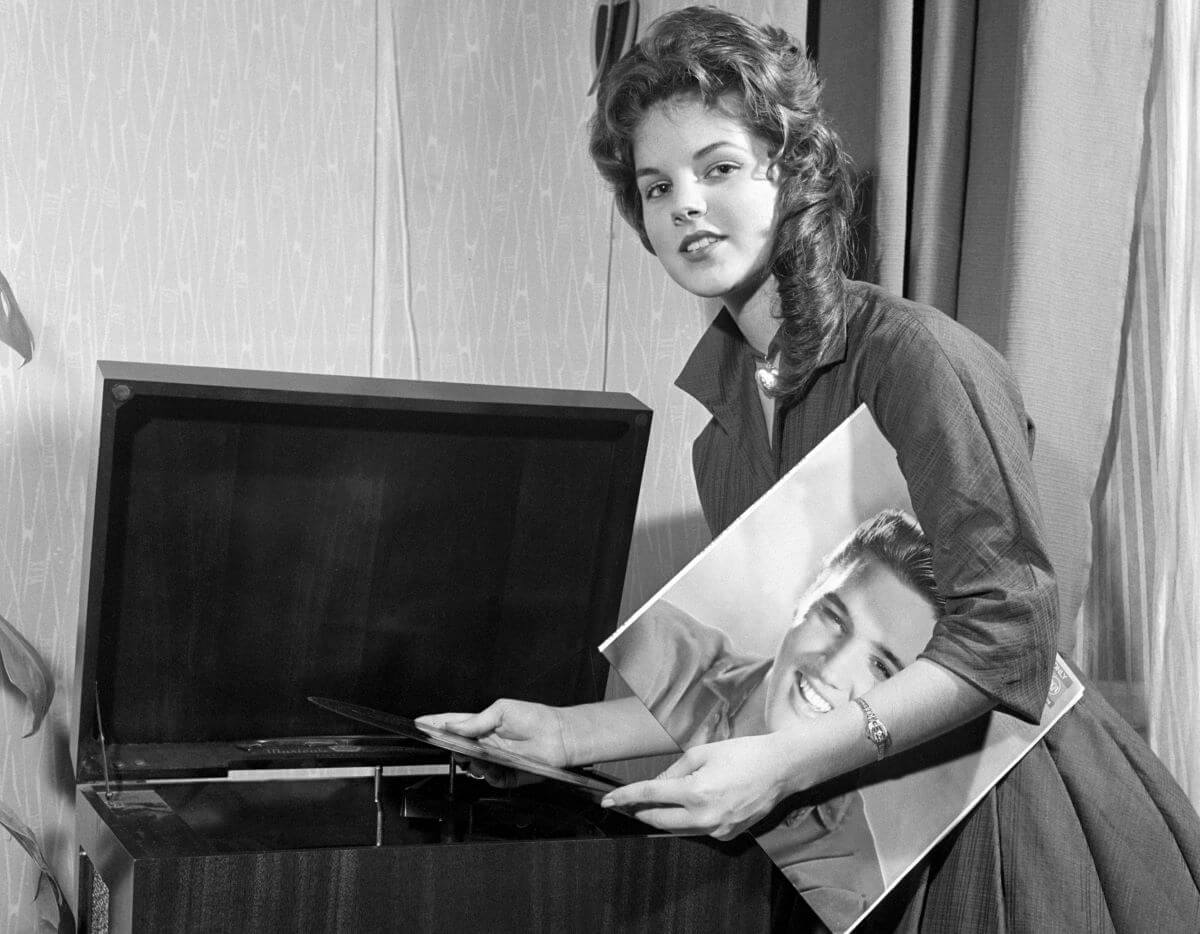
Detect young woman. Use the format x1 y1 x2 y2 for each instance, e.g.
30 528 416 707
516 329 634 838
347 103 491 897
422 8 1200 930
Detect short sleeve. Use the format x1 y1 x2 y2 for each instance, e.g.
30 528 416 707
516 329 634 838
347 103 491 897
862 314 1058 723
604 601 742 747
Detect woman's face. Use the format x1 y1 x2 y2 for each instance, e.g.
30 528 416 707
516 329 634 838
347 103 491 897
763 555 937 733
631 95 781 311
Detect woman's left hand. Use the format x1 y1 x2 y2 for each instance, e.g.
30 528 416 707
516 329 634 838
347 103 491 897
600 732 796 841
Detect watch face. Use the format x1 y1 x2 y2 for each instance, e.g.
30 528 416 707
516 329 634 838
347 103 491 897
856 698 890 755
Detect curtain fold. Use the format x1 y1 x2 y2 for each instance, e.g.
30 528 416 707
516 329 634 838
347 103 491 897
905 1 975 314
1146 0 1200 802
1080 0 1200 802
870 0 914 294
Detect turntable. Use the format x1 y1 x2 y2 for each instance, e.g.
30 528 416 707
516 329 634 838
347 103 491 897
71 362 773 933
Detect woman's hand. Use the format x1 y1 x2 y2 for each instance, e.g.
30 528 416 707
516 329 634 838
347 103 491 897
600 732 796 841
599 660 998 841
416 699 569 786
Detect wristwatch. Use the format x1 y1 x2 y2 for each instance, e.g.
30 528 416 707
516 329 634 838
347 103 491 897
854 697 892 759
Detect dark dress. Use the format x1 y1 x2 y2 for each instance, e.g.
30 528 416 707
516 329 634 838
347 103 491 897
675 280 1200 933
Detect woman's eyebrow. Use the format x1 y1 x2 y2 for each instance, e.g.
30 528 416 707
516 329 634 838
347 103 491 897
693 140 744 159
634 141 749 178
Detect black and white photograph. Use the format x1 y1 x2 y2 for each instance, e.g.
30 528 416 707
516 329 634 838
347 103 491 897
1 2 1197 932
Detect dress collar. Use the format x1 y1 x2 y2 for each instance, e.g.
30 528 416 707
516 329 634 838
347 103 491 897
674 309 750 419
675 295 849 416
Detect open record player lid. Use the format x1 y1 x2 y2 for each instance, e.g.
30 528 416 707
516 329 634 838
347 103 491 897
73 361 650 784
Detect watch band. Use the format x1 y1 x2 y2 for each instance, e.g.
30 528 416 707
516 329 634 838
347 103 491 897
854 697 892 759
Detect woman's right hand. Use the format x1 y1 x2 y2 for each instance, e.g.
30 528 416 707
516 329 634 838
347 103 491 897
416 699 570 786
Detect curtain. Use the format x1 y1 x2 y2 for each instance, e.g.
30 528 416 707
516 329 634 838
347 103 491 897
1078 0 1200 801
1145 0 1200 801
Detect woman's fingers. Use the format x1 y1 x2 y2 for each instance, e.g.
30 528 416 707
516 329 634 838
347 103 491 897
656 748 704 779
601 775 693 809
602 777 739 837
415 699 565 770
599 749 703 808
598 739 781 840
416 712 473 731
416 704 505 738
616 805 709 835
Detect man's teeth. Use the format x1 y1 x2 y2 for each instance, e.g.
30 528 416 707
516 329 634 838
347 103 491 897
798 675 833 713
686 236 719 253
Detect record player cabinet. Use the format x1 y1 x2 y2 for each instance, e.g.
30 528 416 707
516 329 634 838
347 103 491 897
72 362 774 933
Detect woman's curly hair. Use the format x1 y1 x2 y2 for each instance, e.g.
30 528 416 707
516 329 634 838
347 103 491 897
589 6 855 401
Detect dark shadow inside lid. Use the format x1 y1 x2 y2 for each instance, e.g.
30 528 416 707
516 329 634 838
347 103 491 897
92 390 642 746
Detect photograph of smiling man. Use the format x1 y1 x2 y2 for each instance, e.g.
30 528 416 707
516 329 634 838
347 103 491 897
605 509 937 930
601 407 1082 934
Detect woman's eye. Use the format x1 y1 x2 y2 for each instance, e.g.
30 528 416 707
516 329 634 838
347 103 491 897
871 657 894 680
644 181 669 200
706 162 740 178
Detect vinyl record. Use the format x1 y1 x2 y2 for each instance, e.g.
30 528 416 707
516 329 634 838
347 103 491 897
308 696 620 797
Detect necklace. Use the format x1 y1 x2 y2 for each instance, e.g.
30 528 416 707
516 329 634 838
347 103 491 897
754 354 780 393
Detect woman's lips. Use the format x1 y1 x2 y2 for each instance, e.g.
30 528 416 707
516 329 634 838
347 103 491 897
678 232 724 257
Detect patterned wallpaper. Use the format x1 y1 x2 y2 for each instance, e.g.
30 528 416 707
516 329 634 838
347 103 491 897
385 1 610 389
2 2 371 927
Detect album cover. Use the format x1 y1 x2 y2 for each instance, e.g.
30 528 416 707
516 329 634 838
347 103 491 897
601 406 1083 934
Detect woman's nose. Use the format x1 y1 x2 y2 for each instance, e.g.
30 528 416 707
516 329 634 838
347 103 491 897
671 186 706 223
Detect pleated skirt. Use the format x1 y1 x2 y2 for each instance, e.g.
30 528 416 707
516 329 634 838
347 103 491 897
773 681 1200 933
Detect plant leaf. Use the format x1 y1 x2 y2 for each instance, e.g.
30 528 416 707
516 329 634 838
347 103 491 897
0 267 34 365
0 801 76 933
46 881 77 934
0 799 44 866
0 611 55 737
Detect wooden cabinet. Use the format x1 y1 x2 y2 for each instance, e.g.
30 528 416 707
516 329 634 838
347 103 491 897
77 781 773 933
73 363 773 933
